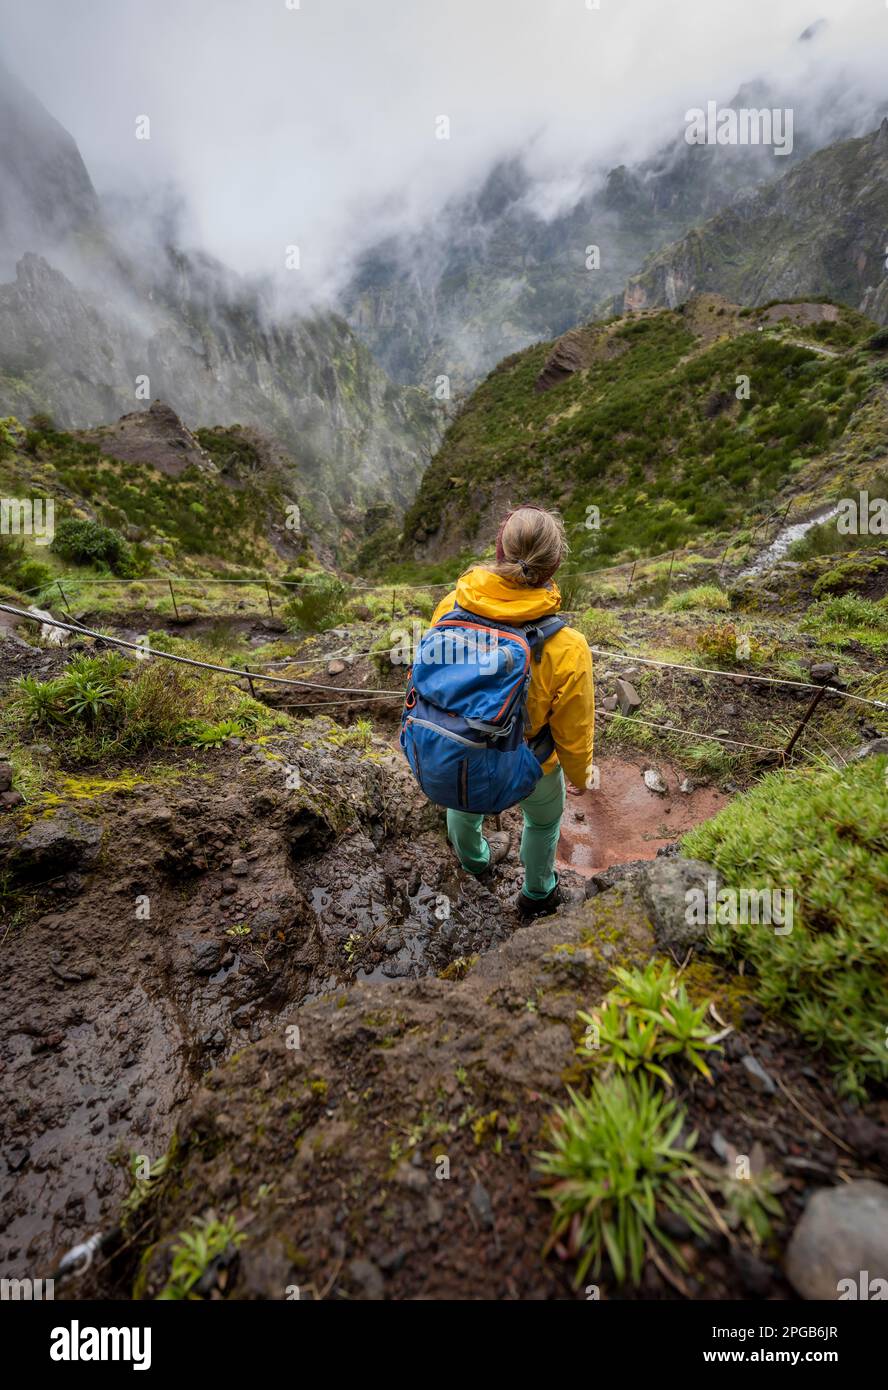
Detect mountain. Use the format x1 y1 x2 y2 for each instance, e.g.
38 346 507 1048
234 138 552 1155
0 58 100 262
399 293 883 565
612 121 888 323
0 69 443 544
343 65 887 393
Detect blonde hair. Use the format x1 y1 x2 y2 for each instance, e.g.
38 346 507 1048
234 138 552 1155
487 506 568 587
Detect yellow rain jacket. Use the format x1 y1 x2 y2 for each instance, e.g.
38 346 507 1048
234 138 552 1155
432 567 594 788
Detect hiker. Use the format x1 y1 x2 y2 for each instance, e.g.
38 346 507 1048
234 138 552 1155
401 505 594 918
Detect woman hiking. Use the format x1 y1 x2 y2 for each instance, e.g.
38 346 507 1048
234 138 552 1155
401 505 594 919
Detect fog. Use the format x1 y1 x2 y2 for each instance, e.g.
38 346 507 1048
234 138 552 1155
1 0 887 301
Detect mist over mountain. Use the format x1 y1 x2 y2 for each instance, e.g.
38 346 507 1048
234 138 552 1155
343 66 888 392
0 60 443 540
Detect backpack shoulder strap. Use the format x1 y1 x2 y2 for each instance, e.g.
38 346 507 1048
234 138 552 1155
523 614 566 662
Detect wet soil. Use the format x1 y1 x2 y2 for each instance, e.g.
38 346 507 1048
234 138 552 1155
555 757 727 877
2 624 885 1301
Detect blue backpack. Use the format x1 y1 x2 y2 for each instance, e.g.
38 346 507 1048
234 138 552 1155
400 603 565 814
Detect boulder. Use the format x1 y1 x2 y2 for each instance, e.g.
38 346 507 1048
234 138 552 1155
785 1180 888 1300
614 678 641 716
851 738 888 761
640 856 722 955
643 768 667 795
810 662 838 683
15 811 102 874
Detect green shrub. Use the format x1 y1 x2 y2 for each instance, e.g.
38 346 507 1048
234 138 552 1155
664 584 730 613
282 573 348 632
157 1216 244 1301
682 758 888 1097
577 960 721 1087
50 518 135 575
576 605 621 645
536 1074 712 1287
6 648 283 762
800 593 888 652
0 536 52 593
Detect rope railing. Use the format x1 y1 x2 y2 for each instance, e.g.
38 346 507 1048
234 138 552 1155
3 602 885 755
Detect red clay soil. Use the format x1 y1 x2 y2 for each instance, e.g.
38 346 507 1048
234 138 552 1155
557 756 727 878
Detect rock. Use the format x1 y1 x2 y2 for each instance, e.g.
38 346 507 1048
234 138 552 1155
741 1054 777 1095
843 1116 888 1169
600 694 618 713
190 939 223 976
810 662 838 683
643 768 668 795
327 660 347 676
678 778 694 794
469 1180 494 1229
347 1258 385 1300
0 762 12 792
7 1147 30 1172
231 858 249 876
732 1249 775 1297
16 811 102 874
712 728 731 738
0 791 24 811
614 678 641 716
28 606 66 646
720 704 738 718
639 856 722 955
785 1180 888 1300
851 738 888 761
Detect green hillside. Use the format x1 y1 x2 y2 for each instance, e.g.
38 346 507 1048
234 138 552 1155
401 295 883 568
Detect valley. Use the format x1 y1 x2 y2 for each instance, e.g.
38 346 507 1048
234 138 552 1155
1 20 887 1313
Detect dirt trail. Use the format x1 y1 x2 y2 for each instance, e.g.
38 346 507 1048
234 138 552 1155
557 757 727 877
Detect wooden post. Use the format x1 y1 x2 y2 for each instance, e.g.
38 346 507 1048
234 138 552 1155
717 538 731 576
243 664 257 699
783 685 827 760
626 561 637 593
56 579 72 615
391 588 397 621
265 579 275 618
168 579 180 621
666 549 676 591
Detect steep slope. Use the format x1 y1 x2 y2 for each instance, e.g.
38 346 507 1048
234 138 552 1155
0 253 440 537
612 121 888 322
0 57 99 264
0 74 443 539
400 295 882 565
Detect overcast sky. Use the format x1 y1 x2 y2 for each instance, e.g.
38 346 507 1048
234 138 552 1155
1 0 886 296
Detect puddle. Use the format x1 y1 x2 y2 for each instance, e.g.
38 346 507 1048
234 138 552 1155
556 756 727 876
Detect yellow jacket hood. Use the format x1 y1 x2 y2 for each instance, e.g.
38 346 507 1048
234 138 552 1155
448 567 562 623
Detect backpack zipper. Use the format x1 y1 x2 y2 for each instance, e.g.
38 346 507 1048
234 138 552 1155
407 717 487 749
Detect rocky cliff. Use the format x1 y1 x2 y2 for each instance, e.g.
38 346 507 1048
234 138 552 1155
0 74 443 542
611 121 888 323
